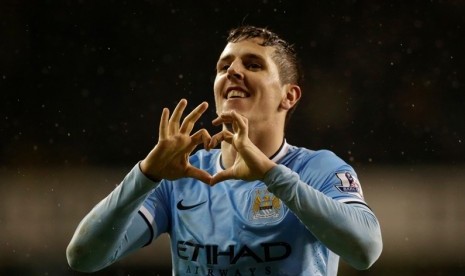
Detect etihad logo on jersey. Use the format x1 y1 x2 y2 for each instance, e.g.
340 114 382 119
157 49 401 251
178 241 291 275
177 241 291 265
248 188 283 223
183 264 273 275
335 172 364 199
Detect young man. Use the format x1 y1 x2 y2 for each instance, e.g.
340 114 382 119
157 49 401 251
67 26 382 275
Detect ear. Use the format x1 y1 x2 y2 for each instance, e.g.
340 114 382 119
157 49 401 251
280 84 301 110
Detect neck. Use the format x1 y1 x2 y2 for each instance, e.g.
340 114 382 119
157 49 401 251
220 121 285 169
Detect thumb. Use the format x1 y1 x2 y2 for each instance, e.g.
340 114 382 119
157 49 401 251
210 169 235 186
186 166 213 185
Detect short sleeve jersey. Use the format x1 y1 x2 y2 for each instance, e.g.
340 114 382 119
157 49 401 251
139 142 366 276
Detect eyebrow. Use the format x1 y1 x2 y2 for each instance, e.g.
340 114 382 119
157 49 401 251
217 53 267 65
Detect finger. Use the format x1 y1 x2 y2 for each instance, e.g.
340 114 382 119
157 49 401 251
230 111 247 129
186 166 213 185
208 130 233 149
212 116 225 126
190 129 211 152
201 129 212 150
210 169 235 185
230 110 248 136
179 102 208 134
159 108 169 139
212 111 237 126
212 113 234 126
212 111 246 126
169 99 187 135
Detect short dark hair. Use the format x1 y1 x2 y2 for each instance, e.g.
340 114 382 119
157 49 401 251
226 25 303 127
227 25 303 86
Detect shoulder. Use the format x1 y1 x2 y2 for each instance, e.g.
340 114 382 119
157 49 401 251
287 146 348 169
285 146 356 185
312 149 348 167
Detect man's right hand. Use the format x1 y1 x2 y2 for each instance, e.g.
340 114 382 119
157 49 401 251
140 99 213 184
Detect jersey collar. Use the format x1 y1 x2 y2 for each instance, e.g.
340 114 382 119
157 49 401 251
216 140 290 172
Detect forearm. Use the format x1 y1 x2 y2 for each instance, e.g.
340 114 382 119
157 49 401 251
66 163 158 272
264 165 383 270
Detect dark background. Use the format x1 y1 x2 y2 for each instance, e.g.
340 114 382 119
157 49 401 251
1 0 465 275
2 0 464 167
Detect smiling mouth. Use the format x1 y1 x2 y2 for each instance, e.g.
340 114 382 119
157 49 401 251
226 90 250 99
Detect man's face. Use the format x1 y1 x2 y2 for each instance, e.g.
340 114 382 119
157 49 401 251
213 38 288 127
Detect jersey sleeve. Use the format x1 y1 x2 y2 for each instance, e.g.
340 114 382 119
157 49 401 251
67 162 163 272
138 180 172 245
263 152 383 270
302 150 366 205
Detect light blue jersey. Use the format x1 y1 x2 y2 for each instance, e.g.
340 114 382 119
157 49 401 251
139 142 367 275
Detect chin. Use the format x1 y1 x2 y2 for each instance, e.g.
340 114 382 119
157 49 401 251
222 101 248 113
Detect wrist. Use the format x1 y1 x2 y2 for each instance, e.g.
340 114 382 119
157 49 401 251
138 160 162 182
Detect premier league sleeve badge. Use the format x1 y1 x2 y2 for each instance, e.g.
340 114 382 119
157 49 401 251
334 172 364 199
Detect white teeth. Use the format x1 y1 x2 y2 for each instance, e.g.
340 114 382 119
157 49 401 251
227 90 247 99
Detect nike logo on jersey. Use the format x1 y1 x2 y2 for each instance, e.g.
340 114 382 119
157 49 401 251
176 199 207 210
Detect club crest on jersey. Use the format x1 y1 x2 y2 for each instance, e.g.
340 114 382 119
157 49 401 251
248 188 284 223
335 172 364 199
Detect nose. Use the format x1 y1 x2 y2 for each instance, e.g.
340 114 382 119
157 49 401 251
227 61 244 80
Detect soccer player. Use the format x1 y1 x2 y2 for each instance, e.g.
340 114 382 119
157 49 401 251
66 26 382 275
